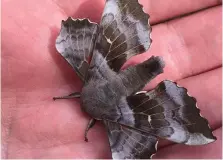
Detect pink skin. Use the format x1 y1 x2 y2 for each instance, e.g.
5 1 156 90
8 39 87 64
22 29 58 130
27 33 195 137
2 0 222 158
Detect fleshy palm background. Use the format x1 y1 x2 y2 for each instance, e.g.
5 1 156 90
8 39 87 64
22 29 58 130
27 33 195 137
2 0 222 158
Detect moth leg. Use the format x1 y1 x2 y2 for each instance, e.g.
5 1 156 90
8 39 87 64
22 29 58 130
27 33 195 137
53 92 81 100
84 118 97 142
119 56 165 95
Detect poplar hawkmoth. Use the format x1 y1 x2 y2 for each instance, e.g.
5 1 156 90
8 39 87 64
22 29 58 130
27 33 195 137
54 0 216 158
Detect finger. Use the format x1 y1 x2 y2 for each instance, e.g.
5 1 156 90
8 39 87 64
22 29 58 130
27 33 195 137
154 127 222 159
158 67 222 148
53 0 221 24
125 6 222 88
142 0 221 24
53 0 105 23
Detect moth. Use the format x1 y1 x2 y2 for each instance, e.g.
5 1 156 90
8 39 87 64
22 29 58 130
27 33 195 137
54 0 216 159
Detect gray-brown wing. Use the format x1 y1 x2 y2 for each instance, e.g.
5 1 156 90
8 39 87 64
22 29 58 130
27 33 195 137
104 121 157 159
56 17 99 81
117 80 216 145
92 0 151 72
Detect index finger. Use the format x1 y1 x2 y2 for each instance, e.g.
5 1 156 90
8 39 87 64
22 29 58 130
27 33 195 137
53 0 221 24
140 0 221 24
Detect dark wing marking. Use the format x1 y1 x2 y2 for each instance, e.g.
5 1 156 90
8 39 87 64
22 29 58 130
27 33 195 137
93 0 151 72
56 17 99 81
117 80 216 145
104 121 157 159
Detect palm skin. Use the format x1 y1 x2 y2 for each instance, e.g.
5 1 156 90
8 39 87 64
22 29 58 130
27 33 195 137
2 0 222 159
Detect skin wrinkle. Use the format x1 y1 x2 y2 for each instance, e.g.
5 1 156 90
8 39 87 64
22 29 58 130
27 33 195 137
182 64 222 81
149 0 222 25
3 0 221 158
7 94 66 123
8 137 82 158
4 94 80 158
13 136 79 150
51 0 67 17
10 17 38 45
10 120 83 153
165 21 187 77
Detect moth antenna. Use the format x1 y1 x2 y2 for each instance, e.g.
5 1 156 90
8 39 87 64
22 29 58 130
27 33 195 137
53 92 81 100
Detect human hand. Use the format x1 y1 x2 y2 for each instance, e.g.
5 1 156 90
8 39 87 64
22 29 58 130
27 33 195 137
2 0 222 158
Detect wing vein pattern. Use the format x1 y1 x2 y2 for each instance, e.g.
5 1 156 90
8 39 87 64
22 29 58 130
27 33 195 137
104 120 158 159
56 17 99 81
91 0 151 72
117 80 216 145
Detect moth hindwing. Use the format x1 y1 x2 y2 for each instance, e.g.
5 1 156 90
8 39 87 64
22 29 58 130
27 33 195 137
54 0 216 159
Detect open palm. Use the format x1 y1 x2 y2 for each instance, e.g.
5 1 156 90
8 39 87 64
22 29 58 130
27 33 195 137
2 0 222 158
